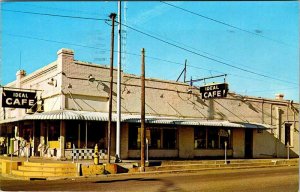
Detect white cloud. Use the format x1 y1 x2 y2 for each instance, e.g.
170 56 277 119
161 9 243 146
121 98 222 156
131 2 183 26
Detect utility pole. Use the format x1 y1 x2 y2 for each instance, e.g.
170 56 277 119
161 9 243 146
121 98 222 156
184 59 187 83
176 59 187 82
140 48 146 172
108 12 116 164
116 0 122 163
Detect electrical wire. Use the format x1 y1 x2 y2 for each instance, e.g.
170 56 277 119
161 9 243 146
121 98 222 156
239 87 298 94
2 8 298 85
4 32 298 87
119 21 297 85
125 22 298 82
161 1 293 47
2 9 109 21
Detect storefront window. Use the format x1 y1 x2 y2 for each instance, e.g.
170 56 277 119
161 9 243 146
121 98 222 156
207 128 218 149
128 125 139 149
149 128 161 149
194 128 206 148
66 121 106 149
48 121 60 141
194 127 232 149
163 129 177 149
128 125 178 149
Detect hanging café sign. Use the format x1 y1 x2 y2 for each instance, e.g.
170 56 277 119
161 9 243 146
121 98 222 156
200 83 229 99
2 89 37 109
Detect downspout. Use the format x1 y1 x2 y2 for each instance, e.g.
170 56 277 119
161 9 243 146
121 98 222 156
275 107 281 158
261 99 264 124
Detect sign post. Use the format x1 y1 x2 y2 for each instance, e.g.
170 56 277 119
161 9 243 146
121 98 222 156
224 141 227 164
146 138 149 164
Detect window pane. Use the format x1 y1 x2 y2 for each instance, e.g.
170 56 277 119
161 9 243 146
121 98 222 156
128 126 139 149
207 128 218 149
163 129 177 149
285 124 291 146
149 128 161 149
194 127 206 149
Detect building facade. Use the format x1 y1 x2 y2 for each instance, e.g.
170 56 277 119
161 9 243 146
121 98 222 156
0 48 298 160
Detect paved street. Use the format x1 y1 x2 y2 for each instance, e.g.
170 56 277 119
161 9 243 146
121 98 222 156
0 166 298 192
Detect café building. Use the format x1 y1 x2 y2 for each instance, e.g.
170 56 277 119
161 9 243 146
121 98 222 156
0 48 298 160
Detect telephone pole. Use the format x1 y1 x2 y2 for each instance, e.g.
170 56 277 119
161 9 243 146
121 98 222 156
108 12 116 164
140 48 146 172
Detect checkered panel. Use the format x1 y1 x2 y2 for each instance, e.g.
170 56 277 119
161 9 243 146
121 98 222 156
72 149 94 160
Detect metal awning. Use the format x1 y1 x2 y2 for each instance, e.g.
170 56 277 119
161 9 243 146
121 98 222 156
0 117 23 124
19 110 274 129
23 110 116 121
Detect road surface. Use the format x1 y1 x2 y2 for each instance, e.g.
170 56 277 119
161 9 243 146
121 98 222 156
0 166 298 191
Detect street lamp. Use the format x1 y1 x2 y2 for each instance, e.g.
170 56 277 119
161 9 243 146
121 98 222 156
115 0 122 163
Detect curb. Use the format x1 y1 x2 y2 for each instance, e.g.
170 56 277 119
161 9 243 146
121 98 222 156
43 163 298 181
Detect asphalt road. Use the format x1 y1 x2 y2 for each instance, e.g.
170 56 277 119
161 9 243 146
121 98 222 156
0 166 298 192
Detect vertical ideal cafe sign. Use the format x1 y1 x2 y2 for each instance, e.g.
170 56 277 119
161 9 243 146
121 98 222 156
199 83 229 99
2 89 37 108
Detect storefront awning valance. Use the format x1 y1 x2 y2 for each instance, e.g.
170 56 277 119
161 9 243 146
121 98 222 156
20 110 274 129
23 110 115 121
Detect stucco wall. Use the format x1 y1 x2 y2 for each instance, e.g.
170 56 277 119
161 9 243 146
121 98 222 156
120 123 129 159
232 129 245 158
178 127 194 159
253 129 276 158
128 149 178 159
194 149 233 157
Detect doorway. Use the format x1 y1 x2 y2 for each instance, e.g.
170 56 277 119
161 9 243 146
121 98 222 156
245 129 253 158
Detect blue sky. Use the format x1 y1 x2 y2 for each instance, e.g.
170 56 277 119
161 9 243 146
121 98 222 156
1 1 299 101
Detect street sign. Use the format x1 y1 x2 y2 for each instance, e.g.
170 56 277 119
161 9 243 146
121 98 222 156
200 83 229 99
2 89 37 109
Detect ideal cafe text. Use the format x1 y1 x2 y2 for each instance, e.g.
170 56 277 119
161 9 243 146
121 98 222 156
2 89 37 109
200 83 229 99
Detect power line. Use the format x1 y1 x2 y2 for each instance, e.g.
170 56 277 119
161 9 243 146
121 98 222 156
161 1 293 47
2 9 109 21
239 87 298 94
126 22 297 82
14 3 103 16
3 8 297 85
118 22 297 85
5 32 297 87
5 33 105 50
5 6 292 78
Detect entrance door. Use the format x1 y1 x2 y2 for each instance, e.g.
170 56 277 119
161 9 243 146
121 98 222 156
245 129 253 158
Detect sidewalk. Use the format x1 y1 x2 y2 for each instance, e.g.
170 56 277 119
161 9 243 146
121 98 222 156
0 155 298 180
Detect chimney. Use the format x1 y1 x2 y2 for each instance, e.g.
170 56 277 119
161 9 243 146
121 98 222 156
57 48 74 69
275 93 284 100
16 70 26 88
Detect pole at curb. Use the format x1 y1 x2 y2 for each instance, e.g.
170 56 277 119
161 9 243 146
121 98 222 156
116 0 122 163
108 12 117 164
140 48 146 172
146 138 149 164
287 142 290 160
224 141 227 164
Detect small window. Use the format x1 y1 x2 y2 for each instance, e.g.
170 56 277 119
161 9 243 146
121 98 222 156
285 124 291 146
